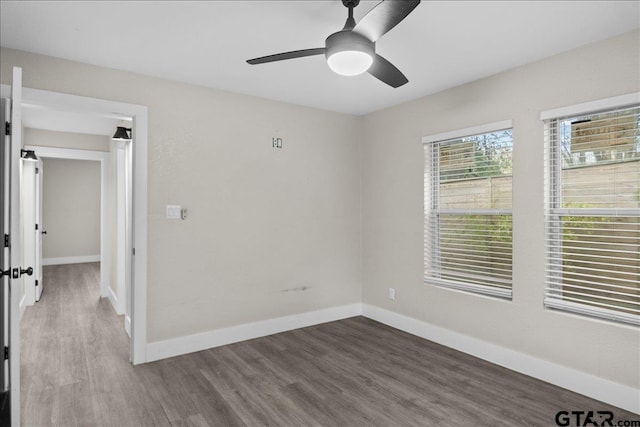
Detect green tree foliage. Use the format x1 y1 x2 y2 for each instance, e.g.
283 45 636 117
439 130 513 182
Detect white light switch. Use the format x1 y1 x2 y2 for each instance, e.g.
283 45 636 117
166 205 182 220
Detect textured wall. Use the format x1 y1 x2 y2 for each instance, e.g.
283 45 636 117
1 47 363 342
2 30 638 392
40 158 100 259
361 31 640 388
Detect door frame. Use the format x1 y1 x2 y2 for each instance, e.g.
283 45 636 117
23 146 110 300
1 84 149 365
19 159 38 309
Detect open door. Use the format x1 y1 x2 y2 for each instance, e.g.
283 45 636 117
1 66 31 427
0 96 11 427
8 67 23 427
21 158 36 306
21 154 41 305
35 159 43 302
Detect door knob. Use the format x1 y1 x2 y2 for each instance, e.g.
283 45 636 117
10 267 33 279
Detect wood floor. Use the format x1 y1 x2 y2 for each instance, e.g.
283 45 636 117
21 263 635 426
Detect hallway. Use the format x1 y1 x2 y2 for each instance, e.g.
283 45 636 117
19 263 163 426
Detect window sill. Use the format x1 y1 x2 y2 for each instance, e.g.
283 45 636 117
544 298 640 327
426 277 512 300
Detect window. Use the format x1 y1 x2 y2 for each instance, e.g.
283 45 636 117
423 121 513 298
544 101 639 325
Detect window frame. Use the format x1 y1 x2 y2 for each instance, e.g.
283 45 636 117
541 93 640 326
423 120 514 299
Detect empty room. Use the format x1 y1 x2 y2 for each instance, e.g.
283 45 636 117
0 1 638 426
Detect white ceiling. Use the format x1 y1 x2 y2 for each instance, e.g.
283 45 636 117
1 1 638 115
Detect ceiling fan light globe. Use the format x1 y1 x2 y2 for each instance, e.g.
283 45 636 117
325 30 375 77
327 50 373 76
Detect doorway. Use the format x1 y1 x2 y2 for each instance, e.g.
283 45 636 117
22 146 111 307
0 83 149 365
1 76 148 426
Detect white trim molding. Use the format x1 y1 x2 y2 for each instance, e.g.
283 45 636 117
146 303 363 363
422 119 513 144
2 84 150 365
362 304 640 415
124 315 131 338
144 301 639 414
43 255 100 266
23 145 108 161
540 92 640 121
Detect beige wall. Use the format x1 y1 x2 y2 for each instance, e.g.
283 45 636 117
24 127 110 151
361 30 640 388
40 158 100 259
2 29 638 390
0 46 363 342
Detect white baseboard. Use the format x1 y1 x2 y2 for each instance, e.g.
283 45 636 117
43 255 100 266
146 303 362 363
107 286 123 315
143 300 638 414
362 304 640 415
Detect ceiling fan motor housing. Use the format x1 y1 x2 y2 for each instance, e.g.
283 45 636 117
325 30 375 60
342 0 360 9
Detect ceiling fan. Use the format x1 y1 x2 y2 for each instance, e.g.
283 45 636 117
247 0 421 88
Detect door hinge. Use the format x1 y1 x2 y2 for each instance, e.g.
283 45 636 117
35 167 39 174
35 279 38 287
3 347 8 361
133 248 135 256
35 224 38 231
3 234 8 248
4 122 10 136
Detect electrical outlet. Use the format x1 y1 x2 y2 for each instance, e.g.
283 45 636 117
388 288 395 300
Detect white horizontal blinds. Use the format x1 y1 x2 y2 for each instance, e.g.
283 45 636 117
425 128 513 298
544 105 640 325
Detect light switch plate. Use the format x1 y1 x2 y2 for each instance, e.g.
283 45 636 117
166 205 182 220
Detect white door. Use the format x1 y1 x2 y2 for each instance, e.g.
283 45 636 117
0 97 11 426
21 159 36 306
8 66 25 427
34 159 43 302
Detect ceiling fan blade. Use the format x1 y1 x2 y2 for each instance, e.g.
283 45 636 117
247 48 326 65
368 54 408 88
353 0 420 42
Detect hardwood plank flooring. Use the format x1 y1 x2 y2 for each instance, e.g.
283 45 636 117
21 263 637 426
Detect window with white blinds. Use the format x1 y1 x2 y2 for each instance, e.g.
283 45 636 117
424 123 513 298
544 104 640 325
